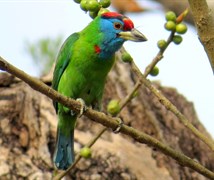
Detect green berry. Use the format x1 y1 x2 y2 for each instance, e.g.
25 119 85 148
80 0 88 11
121 52 133 63
80 147 92 159
86 0 100 12
173 35 183 45
164 21 176 31
149 66 159 76
176 23 187 34
165 11 177 22
98 8 109 16
107 99 120 116
89 11 98 19
74 0 81 4
99 0 111 8
157 40 167 50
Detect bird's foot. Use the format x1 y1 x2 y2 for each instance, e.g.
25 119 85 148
113 117 124 134
76 98 87 118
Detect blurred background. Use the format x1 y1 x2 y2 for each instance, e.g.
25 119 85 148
0 0 213 137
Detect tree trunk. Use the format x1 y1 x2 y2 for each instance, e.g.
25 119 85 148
0 60 213 179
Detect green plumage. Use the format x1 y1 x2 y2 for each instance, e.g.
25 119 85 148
52 12 147 170
52 17 115 170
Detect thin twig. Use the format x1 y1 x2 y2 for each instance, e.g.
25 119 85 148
118 30 175 110
119 79 141 110
131 61 214 152
144 30 175 76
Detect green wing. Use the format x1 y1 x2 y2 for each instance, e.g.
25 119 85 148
52 33 79 111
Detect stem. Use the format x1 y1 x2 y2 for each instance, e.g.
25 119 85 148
144 31 175 76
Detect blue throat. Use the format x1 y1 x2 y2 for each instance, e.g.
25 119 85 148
99 40 124 59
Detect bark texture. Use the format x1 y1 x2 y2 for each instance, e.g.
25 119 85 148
0 60 213 179
188 0 214 73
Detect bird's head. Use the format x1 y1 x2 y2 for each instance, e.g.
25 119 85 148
95 12 147 58
100 12 147 42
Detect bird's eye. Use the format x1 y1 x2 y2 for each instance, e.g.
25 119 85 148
114 22 122 30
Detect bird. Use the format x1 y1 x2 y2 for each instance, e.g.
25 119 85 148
52 11 147 170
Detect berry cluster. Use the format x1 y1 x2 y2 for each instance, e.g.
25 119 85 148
158 10 188 50
74 0 111 18
153 10 188 77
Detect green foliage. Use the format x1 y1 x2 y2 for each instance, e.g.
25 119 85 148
25 36 63 75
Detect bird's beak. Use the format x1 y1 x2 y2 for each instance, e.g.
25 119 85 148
118 28 147 42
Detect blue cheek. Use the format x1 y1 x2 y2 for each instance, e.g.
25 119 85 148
99 19 125 59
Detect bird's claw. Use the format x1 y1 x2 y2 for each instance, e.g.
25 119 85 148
113 117 124 134
76 98 87 117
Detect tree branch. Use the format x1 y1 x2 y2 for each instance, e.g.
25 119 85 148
0 56 214 179
131 61 214 152
188 0 214 73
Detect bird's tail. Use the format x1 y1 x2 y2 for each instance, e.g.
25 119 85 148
53 127 74 170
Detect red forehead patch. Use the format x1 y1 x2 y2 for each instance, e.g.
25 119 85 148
101 12 123 18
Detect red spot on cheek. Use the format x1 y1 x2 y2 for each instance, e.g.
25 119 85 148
94 45 101 54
